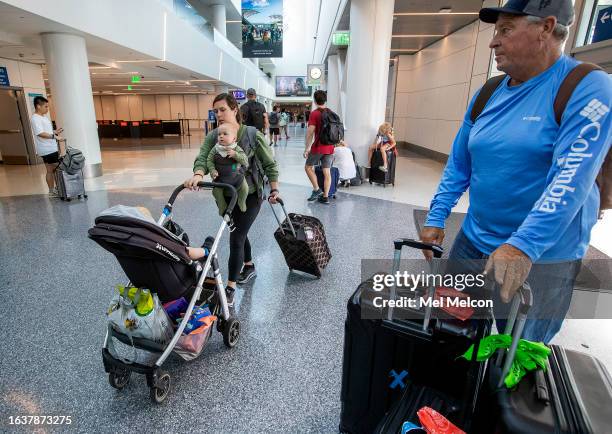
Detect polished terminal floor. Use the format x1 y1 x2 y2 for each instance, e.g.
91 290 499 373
1 127 611 431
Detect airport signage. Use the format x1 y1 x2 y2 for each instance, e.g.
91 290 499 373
0 67 9 86
592 6 612 44
332 31 350 46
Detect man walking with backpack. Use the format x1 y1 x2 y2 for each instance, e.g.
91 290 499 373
240 88 269 134
304 90 344 204
268 106 281 146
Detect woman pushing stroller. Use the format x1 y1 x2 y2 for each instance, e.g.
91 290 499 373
185 93 281 306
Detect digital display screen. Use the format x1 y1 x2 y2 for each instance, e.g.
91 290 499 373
275 76 312 97
232 90 246 100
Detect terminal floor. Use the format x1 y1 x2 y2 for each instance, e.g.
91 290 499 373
0 129 611 432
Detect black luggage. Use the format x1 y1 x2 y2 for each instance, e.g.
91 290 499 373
270 199 331 278
339 239 490 434
54 167 87 201
315 165 340 198
369 148 396 187
348 151 363 187
476 284 612 434
375 383 461 434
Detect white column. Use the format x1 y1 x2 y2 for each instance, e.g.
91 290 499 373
326 54 340 118
41 33 102 178
211 4 227 37
344 0 395 165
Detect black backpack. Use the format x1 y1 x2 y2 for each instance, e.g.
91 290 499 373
319 108 344 145
471 62 611 215
269 111 279 124
241 101 265 131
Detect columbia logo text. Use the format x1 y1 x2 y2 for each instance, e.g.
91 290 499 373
538 99 609 213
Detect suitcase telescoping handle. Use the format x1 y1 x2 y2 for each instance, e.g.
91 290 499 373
268 197 297 237
388 238 443 332
496 282 534 388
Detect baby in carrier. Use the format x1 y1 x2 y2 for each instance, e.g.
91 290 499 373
206 124 249 215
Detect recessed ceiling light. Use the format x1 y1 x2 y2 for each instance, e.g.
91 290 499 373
439 7 452 13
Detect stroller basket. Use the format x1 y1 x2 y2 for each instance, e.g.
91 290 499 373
89 215 197 302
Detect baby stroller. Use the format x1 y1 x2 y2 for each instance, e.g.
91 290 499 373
88 182 239 403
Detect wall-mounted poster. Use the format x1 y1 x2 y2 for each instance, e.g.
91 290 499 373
242 0 283 58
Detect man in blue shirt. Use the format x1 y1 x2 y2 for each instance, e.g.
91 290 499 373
420 0 611 343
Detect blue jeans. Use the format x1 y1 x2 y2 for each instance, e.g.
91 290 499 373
448 230 581 344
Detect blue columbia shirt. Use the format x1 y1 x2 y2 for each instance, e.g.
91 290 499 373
426 56 611 262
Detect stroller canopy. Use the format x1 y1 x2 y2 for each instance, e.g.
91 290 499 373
89 207 196 302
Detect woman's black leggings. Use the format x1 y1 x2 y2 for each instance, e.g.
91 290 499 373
228 192 262 282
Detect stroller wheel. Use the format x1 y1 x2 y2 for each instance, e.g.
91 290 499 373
149 371 171 404
223 318 240 348
109 370 131 390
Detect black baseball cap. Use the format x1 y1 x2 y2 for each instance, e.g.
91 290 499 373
246 88 256 96
479 0 575 26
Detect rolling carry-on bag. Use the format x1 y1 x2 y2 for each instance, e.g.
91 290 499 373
270 199 331 278
54 167 87 201
369 148 396 187
339 239 490 434
315 165 340 198
475 284 612 434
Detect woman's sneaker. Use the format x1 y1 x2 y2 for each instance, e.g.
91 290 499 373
237 264 257 284
308 189 323 201
318 195 330 205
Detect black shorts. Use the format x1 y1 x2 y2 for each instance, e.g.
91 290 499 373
42 152 59 164
270 127 280 135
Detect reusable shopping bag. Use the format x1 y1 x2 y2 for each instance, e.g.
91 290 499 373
107 285 174 344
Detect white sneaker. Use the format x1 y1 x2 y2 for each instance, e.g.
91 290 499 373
48 188 59 198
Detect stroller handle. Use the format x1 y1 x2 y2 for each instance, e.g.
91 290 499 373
165 182 238 215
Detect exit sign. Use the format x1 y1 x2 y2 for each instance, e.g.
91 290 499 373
127 85 133 90
131 75 141 83
332 31 350 46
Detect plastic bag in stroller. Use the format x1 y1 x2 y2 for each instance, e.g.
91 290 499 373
88 182 241 403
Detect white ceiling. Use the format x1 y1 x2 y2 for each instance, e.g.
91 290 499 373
391 0 484 55
0 2 228 95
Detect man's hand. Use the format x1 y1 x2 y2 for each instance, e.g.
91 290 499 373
54 128 64 135
303 149 310 159
419 226 445 260
484 244 532 303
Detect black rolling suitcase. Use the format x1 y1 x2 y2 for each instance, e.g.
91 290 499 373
315 165 340 198
270 199 331 278
475 284 612 434
369 148 396 187
339 239 490 434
